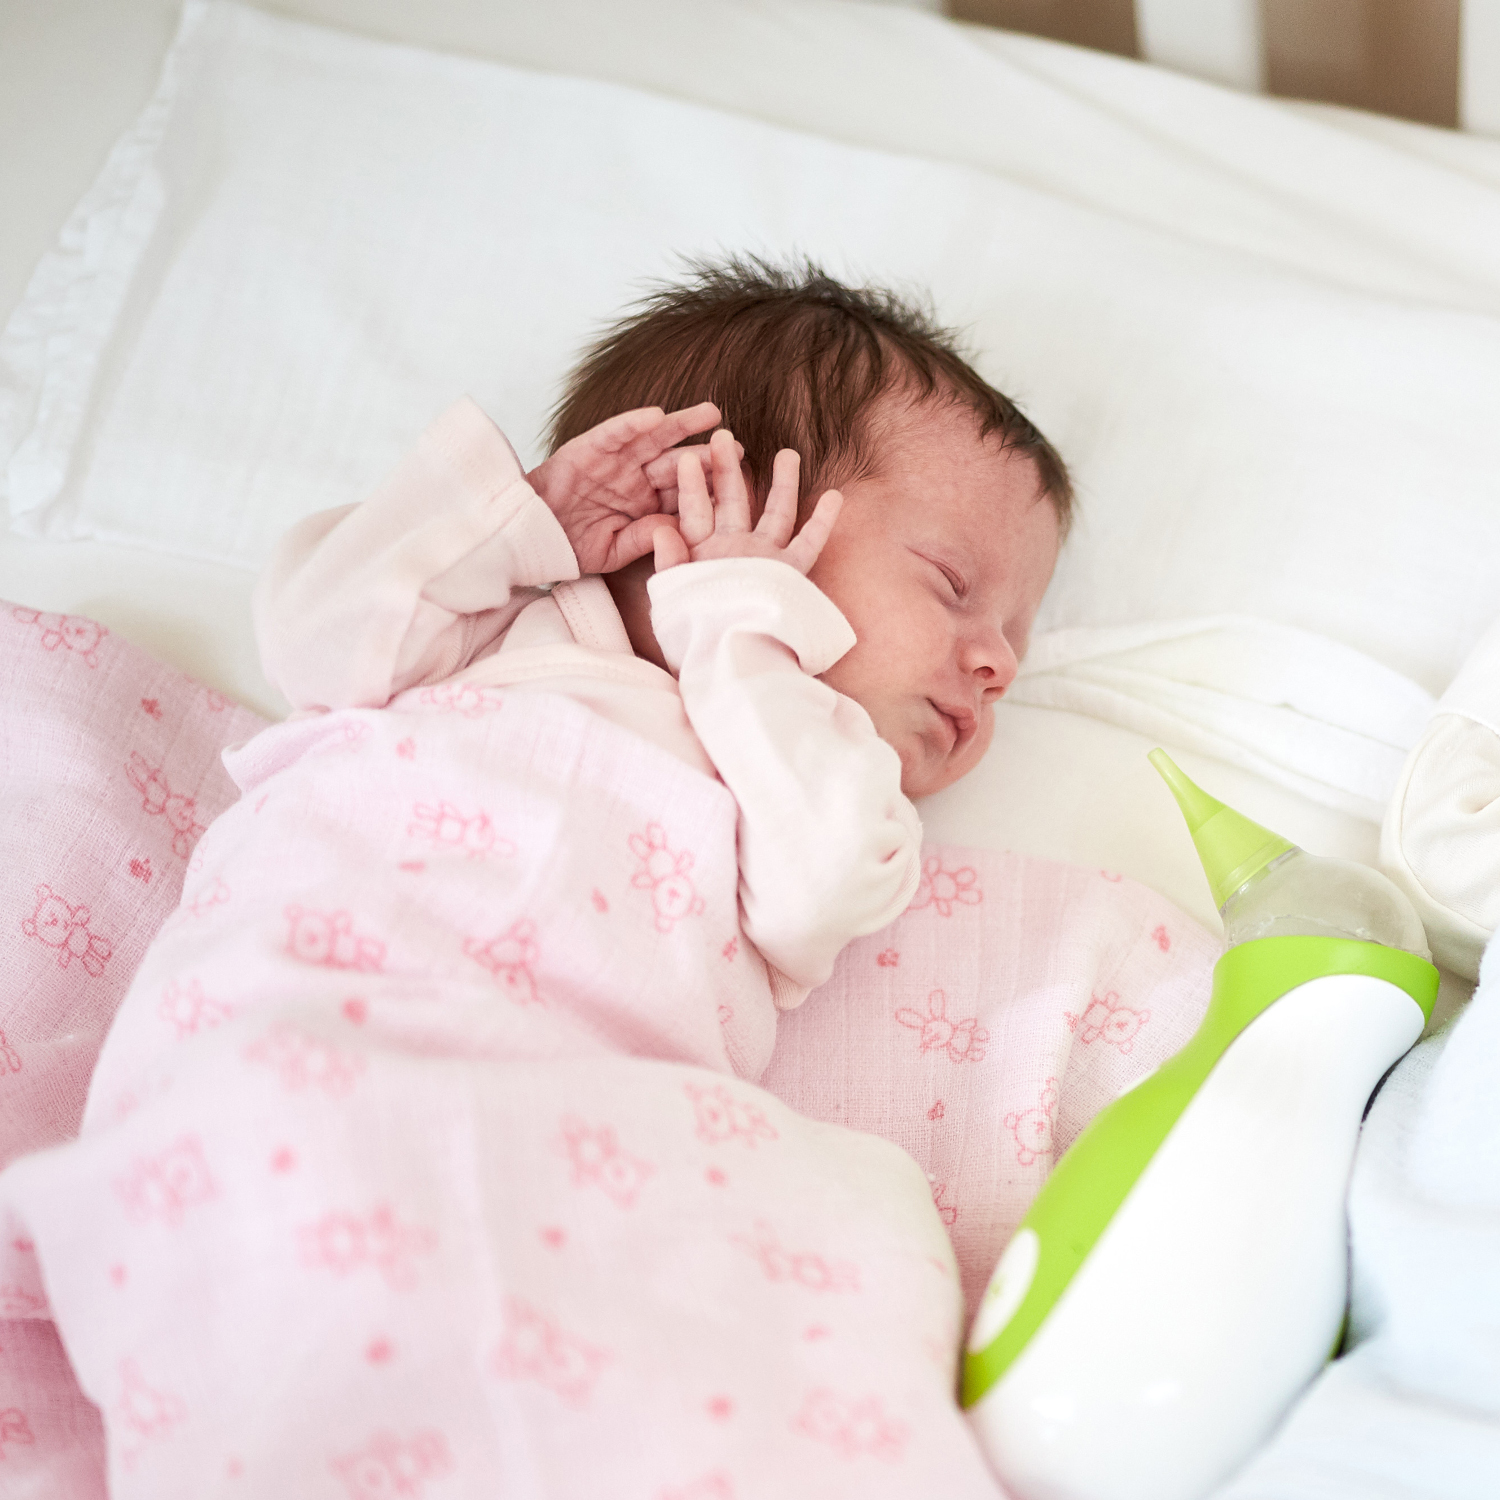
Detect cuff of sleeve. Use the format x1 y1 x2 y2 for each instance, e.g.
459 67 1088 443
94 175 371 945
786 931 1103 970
1437 614 1500 735
423 398 580 605
767 965 813 1013
646 558 857 676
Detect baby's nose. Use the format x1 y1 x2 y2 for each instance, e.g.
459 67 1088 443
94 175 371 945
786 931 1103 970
963 624 1020 696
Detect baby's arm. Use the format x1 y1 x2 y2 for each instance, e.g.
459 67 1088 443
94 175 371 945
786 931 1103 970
256 398 719 710
649 432 923 1004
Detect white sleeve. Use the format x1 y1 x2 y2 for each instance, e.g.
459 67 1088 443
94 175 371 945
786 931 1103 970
648 557 923 1003
1380 616 1500 981
254 397 579 711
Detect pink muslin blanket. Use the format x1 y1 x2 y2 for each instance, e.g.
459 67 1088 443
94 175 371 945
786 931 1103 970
0 606 1219 1498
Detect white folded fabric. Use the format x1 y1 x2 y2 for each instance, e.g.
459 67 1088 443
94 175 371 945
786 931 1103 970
1210 932 1500 1500
1381 616 1500 978
1012 617 1436 822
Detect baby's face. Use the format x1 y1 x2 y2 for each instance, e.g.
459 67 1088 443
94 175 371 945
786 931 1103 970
808 400 1060 800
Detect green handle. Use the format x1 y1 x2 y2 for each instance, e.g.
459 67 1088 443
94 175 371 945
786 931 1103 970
961 936 1437 1407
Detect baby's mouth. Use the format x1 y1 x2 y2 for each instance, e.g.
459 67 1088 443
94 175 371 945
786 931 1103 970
928 700 977 755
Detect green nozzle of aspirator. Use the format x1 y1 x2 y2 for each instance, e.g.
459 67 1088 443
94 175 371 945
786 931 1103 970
1148 749 1296 910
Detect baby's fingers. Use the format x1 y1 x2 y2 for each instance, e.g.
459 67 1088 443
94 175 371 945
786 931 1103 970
619 401 721 468
756 449 801 548
709 428 751 533
784 488 843 575
643 441 742 512
676 449 716 548
582 406 669 457
653 522 690 572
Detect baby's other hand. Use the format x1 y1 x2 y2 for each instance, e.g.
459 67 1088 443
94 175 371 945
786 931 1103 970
527 403 736 575
653 429 842 577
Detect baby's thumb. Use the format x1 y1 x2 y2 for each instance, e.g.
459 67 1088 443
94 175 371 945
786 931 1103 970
650 518 690 573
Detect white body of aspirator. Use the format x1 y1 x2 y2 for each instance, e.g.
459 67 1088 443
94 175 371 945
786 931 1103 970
966 971 1425 1500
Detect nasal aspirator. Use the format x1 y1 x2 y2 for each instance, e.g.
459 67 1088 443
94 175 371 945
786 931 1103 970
962 750 1438 1500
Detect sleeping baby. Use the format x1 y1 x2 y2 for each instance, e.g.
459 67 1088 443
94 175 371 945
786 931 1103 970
0 259 1073 1498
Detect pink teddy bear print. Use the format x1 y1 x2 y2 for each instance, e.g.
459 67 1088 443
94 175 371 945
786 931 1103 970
492 1298 609 1407
285 906 387 973
464 919 540 1004
115 1136 217 1226
11 606 106 666
21 884 112 976
330 1430 452 1500
557 1116 655 1208
1005 1078 1059 1167
894 990 988 1064
1064 991 1152 1054
629 824 706 933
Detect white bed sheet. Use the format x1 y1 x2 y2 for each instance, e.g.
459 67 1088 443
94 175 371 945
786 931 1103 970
2 0 1496 988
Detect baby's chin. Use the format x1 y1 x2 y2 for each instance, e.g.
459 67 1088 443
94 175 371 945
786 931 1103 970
894 716 994 800
895 737 963 800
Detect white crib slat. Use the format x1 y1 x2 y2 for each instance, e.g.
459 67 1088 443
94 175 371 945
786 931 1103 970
1462 0 1500 134
1135 0 1264 91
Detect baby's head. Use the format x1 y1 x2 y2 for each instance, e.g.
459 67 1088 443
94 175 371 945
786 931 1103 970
548 257 1072 798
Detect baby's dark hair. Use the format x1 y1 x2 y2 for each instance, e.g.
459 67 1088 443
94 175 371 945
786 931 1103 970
546 255 1073 537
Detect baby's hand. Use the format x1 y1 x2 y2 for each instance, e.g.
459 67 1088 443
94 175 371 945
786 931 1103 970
653 428 842 577
527 403 734 574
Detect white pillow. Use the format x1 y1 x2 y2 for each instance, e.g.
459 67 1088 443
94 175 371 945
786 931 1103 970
4 1 1499 696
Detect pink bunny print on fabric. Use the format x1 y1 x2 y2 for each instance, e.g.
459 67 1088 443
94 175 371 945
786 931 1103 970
685 1083 778 1147
908 856 982 917
492 1298 609 1406
330 1430 453 1500
407 800 515 859
298 1204 436 1291
1005 1079 1059 1167
285 906 387 973
125 753 206 857
1065 991 1152 1054
11 606 106 666
0 1407 35 1460
732 1221 860 1293
894 990 988 1063
629 823 706 933
464 919 540 1004
115 1359 186 1471
21 884 112 976
158 979 233 1039
557 1116 655 1208
115 1137 217 1227
792 1390 908 1462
